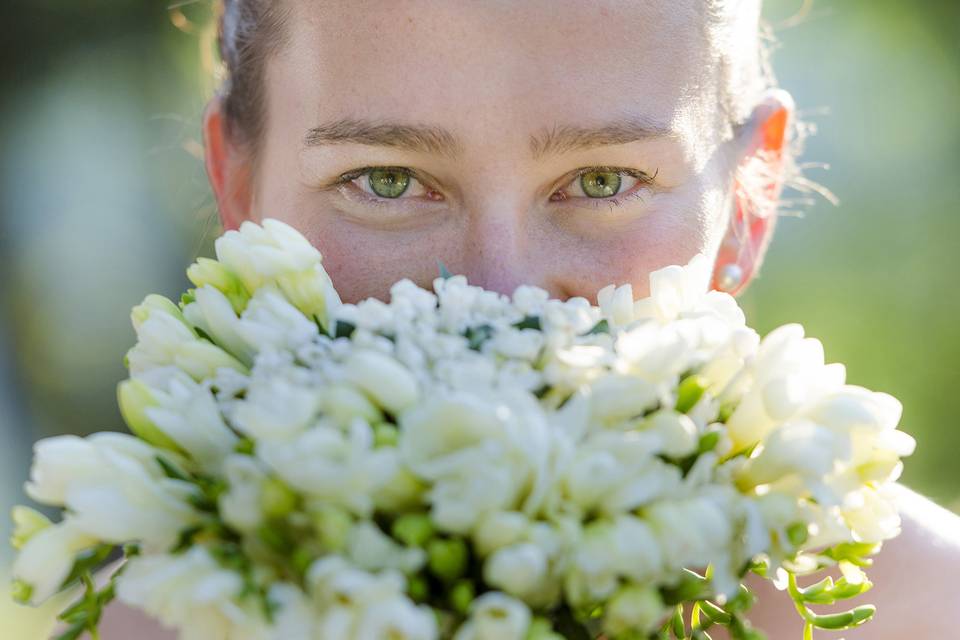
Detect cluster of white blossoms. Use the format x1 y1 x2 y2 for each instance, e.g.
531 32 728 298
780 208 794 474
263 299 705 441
10 219 914 640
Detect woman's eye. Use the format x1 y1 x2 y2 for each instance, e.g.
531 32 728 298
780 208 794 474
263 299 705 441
368 168 411 198
337 166 436 201
579 170 626 198
551 166 656 204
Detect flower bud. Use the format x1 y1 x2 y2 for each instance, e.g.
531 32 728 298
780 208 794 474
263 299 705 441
451 579 475 614
373 423 399 448
675 374 709 414
312 505 353 552
603 584 666 636
10 506 52 551
260 477 299 519
473 511 530 557
321 384 384 429
428 538 468 582
645 410 698 458
131 294 190 332
186 257 249 314
117 379 182 452
392 514 435 548
483 543 548 601
344 350 420 414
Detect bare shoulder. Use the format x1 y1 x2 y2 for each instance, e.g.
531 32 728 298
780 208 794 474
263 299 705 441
721 484 960 639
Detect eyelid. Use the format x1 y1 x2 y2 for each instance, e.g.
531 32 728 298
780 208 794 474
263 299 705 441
568 165 657 185
554 165 659 208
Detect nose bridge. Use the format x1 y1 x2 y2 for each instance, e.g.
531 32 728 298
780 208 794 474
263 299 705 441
460 199 531 297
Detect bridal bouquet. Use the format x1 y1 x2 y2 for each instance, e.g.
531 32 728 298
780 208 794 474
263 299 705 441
10 219 914 640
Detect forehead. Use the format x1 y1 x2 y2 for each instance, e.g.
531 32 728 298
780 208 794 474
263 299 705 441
273 0 728 157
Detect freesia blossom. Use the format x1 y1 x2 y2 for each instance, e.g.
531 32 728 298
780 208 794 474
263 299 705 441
25 433 201 550
453 592 532 640
116 547 264 640
10 218 913 640
12 519 99 604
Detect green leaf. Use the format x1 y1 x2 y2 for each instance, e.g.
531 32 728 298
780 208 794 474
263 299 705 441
155 456 191 482
583 318 610 335
676 374 709 414
811 605 875 630
54 623 87 640
437 260 453 279
334 320 357 339
512 315 542 331
463 324 495 351
671 604 686 638
60 545 115 591
697 431 721 455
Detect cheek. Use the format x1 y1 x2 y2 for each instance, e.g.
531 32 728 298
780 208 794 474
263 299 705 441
268 208 463 305
547 181 731 301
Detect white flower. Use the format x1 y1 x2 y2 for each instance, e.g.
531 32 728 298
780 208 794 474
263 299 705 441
308 558 437 640
725 324 844 450
318 384 384 429
264 584 320 640
587 373 660 427
487 328 544 361
186 257 250 314
646 492 736 580
349 593 438 640
742 419 851 487
483 543 549 603
343 349 420 415
453 592 532 640
12 519 99 605
232 358 321 441
565 516 663 606
25 434 201 550
215 219 341 331
841 486 902 543
215 219 321 292
643 410 699 458
126 294 248 381
597 283 644 327
116 547 264 640
137 371 239 471
346 521 427 575
237 286 319 353
561 431 681 516
603 585 666 637
472 511 530 557
257 421 394 517
632 253 713 322
614 322 699 385
399 391 549 533
218 455 270 532
182 284 256 366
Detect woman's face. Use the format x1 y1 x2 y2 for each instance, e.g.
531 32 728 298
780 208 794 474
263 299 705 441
212 0 784 304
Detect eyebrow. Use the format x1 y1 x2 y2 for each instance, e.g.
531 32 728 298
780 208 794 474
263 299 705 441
303 116 676 161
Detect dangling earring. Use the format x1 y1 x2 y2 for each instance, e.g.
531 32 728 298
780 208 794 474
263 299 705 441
714 198 749 293
716 263 744 293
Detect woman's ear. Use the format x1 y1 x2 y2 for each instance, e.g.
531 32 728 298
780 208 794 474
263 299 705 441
712 88 795 296
203 96 254 232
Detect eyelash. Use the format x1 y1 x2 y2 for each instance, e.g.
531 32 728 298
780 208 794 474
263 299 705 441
332 164 658 210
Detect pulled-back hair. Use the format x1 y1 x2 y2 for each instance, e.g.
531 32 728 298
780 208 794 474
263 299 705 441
213 0 825 215
217 0 290 152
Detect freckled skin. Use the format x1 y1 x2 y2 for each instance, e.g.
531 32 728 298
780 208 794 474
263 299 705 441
251 0 743 304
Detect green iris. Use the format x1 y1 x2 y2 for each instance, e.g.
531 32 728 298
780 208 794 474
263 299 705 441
580 170 622 198
368 169 410 198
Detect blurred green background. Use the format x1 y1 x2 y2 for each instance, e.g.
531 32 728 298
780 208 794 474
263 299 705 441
0 0 957 575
